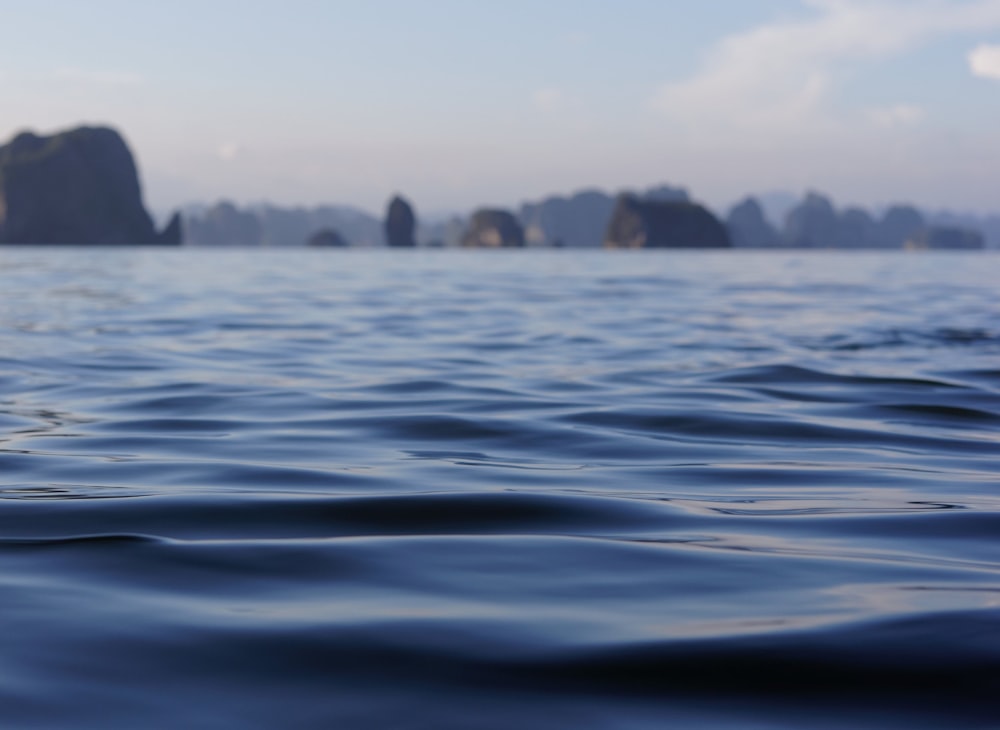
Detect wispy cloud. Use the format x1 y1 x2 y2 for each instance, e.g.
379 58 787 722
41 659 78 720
969 43 1000 79
651 0 1000 134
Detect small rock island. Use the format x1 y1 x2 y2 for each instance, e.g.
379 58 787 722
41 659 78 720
384 195 417 247
461 209 525 248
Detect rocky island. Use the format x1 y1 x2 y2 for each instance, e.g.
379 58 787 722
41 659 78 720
0 126 180 245
461 209 525 248
604 195 731 249
384 195 416 247
1 123 993 250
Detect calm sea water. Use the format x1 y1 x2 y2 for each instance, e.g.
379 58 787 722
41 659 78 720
0 248 998 729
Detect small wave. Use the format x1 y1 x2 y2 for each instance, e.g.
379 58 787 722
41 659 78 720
1 250 999 729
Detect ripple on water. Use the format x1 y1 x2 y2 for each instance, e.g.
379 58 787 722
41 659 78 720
0 250 998 729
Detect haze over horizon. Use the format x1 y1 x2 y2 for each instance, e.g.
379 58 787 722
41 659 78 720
3 0 1000 217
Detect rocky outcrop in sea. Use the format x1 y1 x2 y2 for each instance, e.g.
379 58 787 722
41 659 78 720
461 209 525 248
307 228 349 247
605 195 730 248
910 226 984 250
0 126 180 245
384 195 416 247
519 184 689 248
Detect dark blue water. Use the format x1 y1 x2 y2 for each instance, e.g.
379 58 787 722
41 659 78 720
1 249 998 729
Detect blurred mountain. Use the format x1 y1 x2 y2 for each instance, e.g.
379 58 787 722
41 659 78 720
910 226 985 250
461 209 525 248
928 210 1000 249
0 125 179 245
755 191 799 230
741 192 984 250
384 195 416 247
307 228 349 247
726 197 781 248
184 202 381 247
783 192 842 248
178 188 995 251
605 195 730 249
518 184 689 248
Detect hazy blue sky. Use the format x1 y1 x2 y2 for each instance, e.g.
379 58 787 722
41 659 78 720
2 0 1000 215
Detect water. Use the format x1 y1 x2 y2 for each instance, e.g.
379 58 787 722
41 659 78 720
1 248 998 729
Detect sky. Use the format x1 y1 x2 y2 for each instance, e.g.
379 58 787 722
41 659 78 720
2 0 1000 217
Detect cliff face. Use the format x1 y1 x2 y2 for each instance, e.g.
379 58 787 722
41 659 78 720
384 195 416 247
605 195 730 248
461 209 525 248
0 126 179 244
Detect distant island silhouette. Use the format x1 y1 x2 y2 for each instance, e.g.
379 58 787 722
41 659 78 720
0 124 991 250
0 126 180 245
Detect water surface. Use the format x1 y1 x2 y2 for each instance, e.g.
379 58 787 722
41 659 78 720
1 249 998 728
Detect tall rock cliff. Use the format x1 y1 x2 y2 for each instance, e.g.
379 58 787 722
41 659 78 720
0 125 180 244
604 195 730 248
384 195 416 247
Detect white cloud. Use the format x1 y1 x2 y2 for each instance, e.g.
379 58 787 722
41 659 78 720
651 0 1000 134
868 103 925 127
969 43 1000 79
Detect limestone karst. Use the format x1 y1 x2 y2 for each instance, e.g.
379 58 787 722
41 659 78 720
384 195 417 247
461 209 525 248
0 126 180 245
605 195 730 249
726 197 781 248
307 228 349 247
